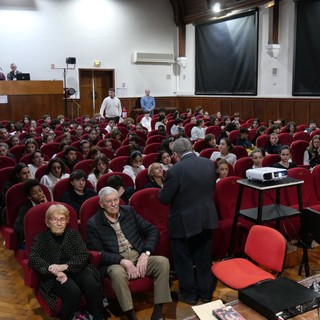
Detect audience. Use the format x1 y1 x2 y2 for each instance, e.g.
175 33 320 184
251 148 264 168
190 119 206 141
61 146 79 171
158 150 173 171
88 154 111 191
272 145 297 170
210 137 237 166
28 150 47 179
216 159 229 182
106 174 135 204
303 135 320 168
142 163 164 189
264 133 282 155
122 151 145 184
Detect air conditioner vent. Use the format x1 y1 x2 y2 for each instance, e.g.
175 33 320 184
133 52 175 64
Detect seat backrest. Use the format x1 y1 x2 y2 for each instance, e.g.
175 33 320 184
6 182 52 227
205 125 222 141
135 169 149 190
115 145 131 157
256 135 270 149
109 156 130 172
143 143 161 155
293 131 311 142
146 135 166 145
142 153 159 169
234 157 254 178
129 188 171 258
312 165 320 201
40 142 61 158
79 196 100 242
96 172 134 192
291 140 309 165
0 156 16 168
184 123 195 137
99 147 115 160
277 133 294 146
96 138 121 150
20 153 49 165
285 167 318 207
262 154 281 167
9 145 25 162
73 159 95 176
232 146 248 159
310 130 320 139
24 201 79 256
228 130 240 145
199 148 217 159
55 150 84 161
245 225 287 273
193 139 207 153
0 167 14 200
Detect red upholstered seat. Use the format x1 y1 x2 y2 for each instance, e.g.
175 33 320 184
212 225 287 290
291 140 309 165
109 156 130 172
262 154 281 167
96 172 134 192
234 157 254 178
40 142 61 158
0 156 16 168
256 135 270 149
73 159 95 176
142 153 159 169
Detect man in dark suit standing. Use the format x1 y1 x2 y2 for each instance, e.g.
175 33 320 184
159 138 218 305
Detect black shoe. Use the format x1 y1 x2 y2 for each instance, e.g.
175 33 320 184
177 293 198 305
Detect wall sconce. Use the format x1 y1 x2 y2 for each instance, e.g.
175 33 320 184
177 57 188 68
94 60 101 67
266 44 280 58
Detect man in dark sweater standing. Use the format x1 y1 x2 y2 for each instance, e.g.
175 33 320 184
159 138 218 305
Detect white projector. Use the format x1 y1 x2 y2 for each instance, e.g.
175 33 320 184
246 167 288 182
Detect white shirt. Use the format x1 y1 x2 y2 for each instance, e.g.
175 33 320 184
100 96 122 118
40 172 70 199
123 165 145 185
210 151 237 166
140 116 152 132
191 126 205 141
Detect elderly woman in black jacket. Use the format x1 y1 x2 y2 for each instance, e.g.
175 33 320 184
28 204 108 320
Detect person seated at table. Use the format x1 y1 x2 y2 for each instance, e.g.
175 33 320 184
86 187 171 320
272 145 297 170
14 179 47 248
142 163 164 189
303 135 320 169
60 170 96 218
215 158 229 183
28 203 108 320
7 63 22 80
40 157 70 199
264 133 282 155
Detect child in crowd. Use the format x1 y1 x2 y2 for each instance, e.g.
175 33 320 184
158 150 173 171
216 159 229 183
235 128 254 152
210 137 237 166
251 148 264 168
62 146 79 171
122 151 145 184
28 149 47 179
88 153 111 191
264 133 282 155
273 145 297 170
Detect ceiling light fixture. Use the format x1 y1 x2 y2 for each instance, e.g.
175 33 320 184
212 2 221 13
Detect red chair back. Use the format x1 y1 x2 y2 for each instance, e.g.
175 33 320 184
205 126 222 141
73 159 95 176
142 153 159 168
135 169 149 190
262 154 281 167
96 172 134 192
291 140 309 165
234 157 254 178
293 131 311 142
0 156 16 168
146 135 166 145
199 148 217 159
228 130 240 145
9 145 25 162
109 156 130 172
277 133 294 146
184 123 195 137
115 145 131 157
232 146 248 159
143 143 161 155
312 165 320 201
40 142 61 158
256 135 270 149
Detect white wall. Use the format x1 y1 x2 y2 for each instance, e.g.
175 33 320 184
0 0 303 98
0 0 177 97
179 0 297 97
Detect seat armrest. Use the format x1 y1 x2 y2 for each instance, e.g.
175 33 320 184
22 259 39 288
88 250 101 267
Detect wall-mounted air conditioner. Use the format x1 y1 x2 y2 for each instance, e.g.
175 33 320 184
133 52 175 64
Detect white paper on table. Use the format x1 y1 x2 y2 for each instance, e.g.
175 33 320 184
192 299 225 319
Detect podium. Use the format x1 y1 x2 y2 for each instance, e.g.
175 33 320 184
0 81 64 120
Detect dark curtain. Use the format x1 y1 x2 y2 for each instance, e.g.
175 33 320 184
293 0 320 96
195 10 258 95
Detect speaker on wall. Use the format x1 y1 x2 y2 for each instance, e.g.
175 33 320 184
66 57 76 64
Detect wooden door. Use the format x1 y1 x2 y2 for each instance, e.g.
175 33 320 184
78 69 114 117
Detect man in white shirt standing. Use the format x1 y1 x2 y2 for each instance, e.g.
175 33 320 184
100 88 122 123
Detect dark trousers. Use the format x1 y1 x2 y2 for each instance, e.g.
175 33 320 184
171 230 213 300
51 268 106 320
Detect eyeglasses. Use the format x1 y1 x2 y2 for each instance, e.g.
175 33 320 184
49 217 67 223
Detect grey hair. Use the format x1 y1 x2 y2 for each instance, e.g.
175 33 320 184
98 186 119 202
171 138 192 156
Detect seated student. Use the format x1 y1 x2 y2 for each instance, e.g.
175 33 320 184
303 135 320 169
28 204 108 320
79 139 91 159
142 163 164 189
105 118 117 133
24 138 39 155
210 137 237 167
128 135 144 154
14 179 48 248
252 126 267 145
158 150 173 171
110 128 123 142
170 118 185 136
155 115 168 131
85 145 102 160
88 154 112 191
216 158 229 183
123 151 145 185
272 145 297 170
28 149 47 179
86 187 172 320
0 142 16 160
304 120 319 134
190 119 206 141
235 127 254 152
87 128 100 145
285 121 297 136
106 175 135 205
140 112 152 132
60 170 96 218
250 148 264 168
203 134 217 149
264 133 282 155
40 158 70 199
61 146 79 171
